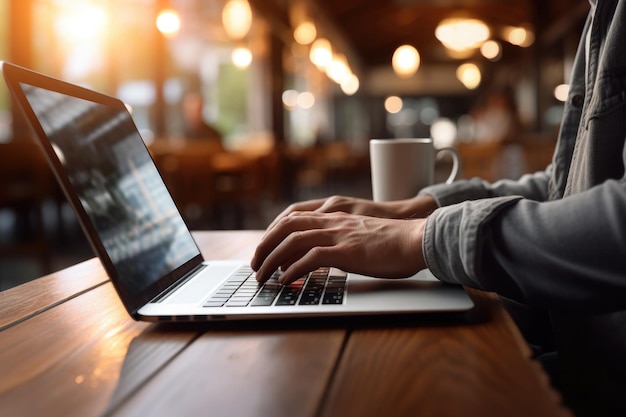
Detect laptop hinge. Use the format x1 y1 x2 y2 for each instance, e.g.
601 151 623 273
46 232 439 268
151 264 207 303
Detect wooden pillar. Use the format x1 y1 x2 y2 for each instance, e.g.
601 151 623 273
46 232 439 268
153 0 168 138
8 0 34 140
269 33 285 145
248 0 289 145
8 0 32 67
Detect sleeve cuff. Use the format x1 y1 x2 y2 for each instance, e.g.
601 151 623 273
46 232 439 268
419 178 494 207
422 196 523 286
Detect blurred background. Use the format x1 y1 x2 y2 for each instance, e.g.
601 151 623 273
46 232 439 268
0 0 587 289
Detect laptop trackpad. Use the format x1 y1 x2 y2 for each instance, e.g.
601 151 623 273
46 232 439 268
163 263 238 304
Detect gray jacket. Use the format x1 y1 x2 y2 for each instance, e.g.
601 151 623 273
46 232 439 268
421 1 625 415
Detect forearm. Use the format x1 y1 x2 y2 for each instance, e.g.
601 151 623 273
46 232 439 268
419 167 552 207
424 179 626 313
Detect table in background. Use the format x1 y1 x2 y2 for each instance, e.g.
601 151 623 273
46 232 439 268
0 231 572 417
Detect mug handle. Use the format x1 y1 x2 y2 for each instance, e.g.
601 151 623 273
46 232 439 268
435 147 461 184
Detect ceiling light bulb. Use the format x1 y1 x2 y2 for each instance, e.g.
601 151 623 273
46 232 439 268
326 54 350 83
222 0 252 40
232 47 252 68
384 96 403 114
294 21 317 45
156 9 181 37
480 40 501 61
310 38 332 68
456 63 481 89
436 18 490 52
502 25 535 47
392 45 420 78
340 74 360 96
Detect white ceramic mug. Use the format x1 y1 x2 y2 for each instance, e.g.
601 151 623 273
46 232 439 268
370 138 460 202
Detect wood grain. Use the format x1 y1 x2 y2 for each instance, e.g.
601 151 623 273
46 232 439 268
320 289 572 417
0 283 197 417
107 329 346 417
0 258 107 330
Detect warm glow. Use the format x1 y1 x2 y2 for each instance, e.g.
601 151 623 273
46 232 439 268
435 18 490 52
232 46 252 68
156 9 181 37
309 38 332 68
392 45 420 78
502 25 535 47
222 0 252 40
480 40 501 61
554 84 570 102
340 74 360 95
294 21 317 45
297 91 315 109
282 89 299 109
384 96 403 114
326 54 350 84
456 63 481 89
54 4 107 42
52 2 109 80
430 118 457 148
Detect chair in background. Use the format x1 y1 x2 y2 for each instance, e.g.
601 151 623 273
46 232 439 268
0 141 54 276
150 139 268 229
457 141 504 182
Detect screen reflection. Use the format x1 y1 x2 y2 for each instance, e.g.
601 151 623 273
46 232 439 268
21 83 199 295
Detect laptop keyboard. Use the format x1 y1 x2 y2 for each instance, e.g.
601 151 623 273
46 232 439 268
202 266 346 308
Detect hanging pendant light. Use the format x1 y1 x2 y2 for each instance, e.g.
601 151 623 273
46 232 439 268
222 0 252 40
435 18 490 52
294 21 317 45
232 46 253 68
156 8 181 38
392 45 420 78
309 38 332 69
456 63 481 89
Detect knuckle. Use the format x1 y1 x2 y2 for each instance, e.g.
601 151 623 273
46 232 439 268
279 213 297 226
326 195 342 204
290 230 307 243
308 245 327 259
328 195 346 207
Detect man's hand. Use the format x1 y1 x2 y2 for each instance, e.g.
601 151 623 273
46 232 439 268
251 211 428 285
266 195 438 230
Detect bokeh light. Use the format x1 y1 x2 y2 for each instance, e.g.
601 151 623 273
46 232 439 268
384 96 403 114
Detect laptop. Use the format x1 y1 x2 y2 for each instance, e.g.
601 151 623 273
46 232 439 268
2 61 474 322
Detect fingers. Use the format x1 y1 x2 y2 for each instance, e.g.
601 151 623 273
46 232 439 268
265 199 327 231
252 212 337 283
252 211 428 286
265 195 361 232
276 245 339 284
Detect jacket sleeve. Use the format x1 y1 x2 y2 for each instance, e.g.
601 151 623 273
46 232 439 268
418 165 552 206
422 179 626 313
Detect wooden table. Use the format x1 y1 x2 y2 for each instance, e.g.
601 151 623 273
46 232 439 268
0 231 572 417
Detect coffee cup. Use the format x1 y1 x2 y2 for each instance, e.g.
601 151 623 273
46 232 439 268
370 138 460 202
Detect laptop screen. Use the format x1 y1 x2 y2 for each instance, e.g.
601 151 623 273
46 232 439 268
20 82 200 296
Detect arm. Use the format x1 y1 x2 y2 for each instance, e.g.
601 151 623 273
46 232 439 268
250 168 555 285
263 166 552 229
251 212 427 284
425 179 626 313
251 164 555 285
420 166 552 206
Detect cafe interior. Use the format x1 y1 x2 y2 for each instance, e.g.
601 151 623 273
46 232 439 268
0 0 588 290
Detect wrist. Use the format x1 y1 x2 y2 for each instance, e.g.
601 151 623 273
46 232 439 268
389 195 438 219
